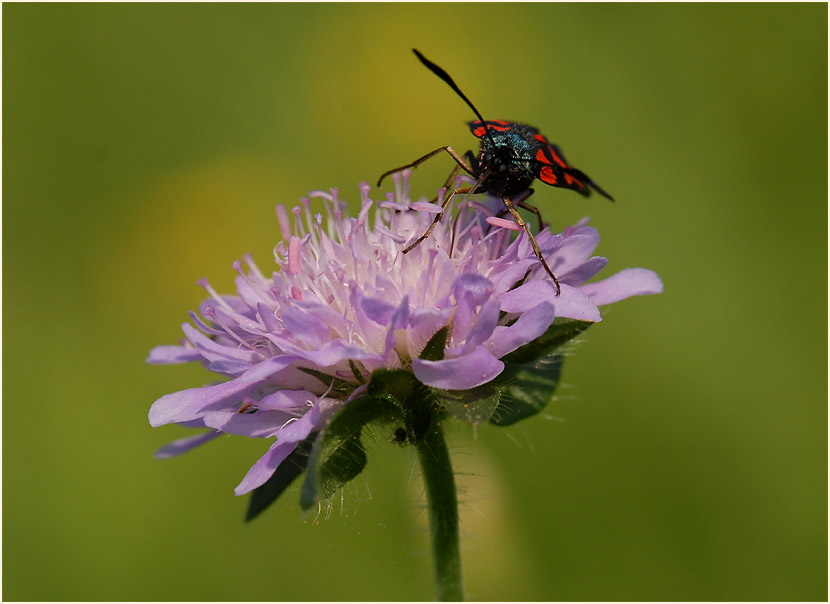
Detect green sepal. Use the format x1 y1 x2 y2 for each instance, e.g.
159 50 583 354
419 325 450 361
368 368 419 406
502 319 593 365
300 394 402 510
245 433 316 522
483 319 591 426
368 368 438 443
423 320 592 428
488 353 564 426
430 383 501 426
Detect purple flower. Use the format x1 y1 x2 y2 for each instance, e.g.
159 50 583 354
148 173 662 495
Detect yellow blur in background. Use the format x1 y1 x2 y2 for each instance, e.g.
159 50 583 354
3 4 826 601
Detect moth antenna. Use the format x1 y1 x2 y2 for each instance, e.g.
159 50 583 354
412 49 499 150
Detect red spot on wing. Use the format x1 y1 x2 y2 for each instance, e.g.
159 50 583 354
546 144 568 168
539 165 557 184
535 149 557 184
563 173 585 190
533 133 547 143
472 120 512 137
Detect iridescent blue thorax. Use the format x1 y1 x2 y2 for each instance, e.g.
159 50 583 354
470 122 540 198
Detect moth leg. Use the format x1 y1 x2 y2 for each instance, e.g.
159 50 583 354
502 195 561 296
487 188 544 232
403 185 473 254
424 163 463 205
516 198 545 232
377 146 474 188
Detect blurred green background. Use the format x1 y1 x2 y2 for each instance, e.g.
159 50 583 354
3 3 826 601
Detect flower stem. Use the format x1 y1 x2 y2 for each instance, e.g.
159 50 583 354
416 419 464 602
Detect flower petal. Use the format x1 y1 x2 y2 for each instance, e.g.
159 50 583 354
498 281 601 322
276 403 321 442
497 280 558 313
547 227 599 273
237 354 301 384
451 273 493 307
407 308 453 358
153 430 222 459
457 298 501 354
382 296 410 361
182 322 259 365
361 296 397 326
234 439 300 495
559 256 608 286
486 301 556 358
285 340 378 367
579 268 664 306
413 347 504 389
257 389 316 410
149 379 261 427
283 306 331 348
146 344 202 365
203 409 292 438
551 285 602 322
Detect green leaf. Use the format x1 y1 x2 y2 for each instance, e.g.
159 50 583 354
430 383 501 426
488 319 591 426
503 319 593 365
367 368 419 407
348 360 366 384
368 369 442 442
300 395 401 509
489 353 564 426
245 433 316 522
419 325 450 361
428 320 591 428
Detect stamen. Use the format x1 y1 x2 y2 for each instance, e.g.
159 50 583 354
486 216 522 231
197 277 235 312
308 190 333 203
300 197 315 242
412 200 444 214
275 204 291 241
242 254 267 283
288 236 302 275
188 310 223 335
375 224 407 244
357 197 373 229
210 306 259 350
401 168 412 203
291 206 305 236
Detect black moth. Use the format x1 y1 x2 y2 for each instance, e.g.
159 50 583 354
378 49 614 295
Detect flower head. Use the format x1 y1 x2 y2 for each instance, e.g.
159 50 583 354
148 172 661 498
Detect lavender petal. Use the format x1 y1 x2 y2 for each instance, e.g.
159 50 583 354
486 301 556 358
149 378 264 427
146 345 202 365
234 439 300 495
153 430 222 459
579 268 664 306
413 347 504 390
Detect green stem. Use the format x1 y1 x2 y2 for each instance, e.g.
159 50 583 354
416 419 464 602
